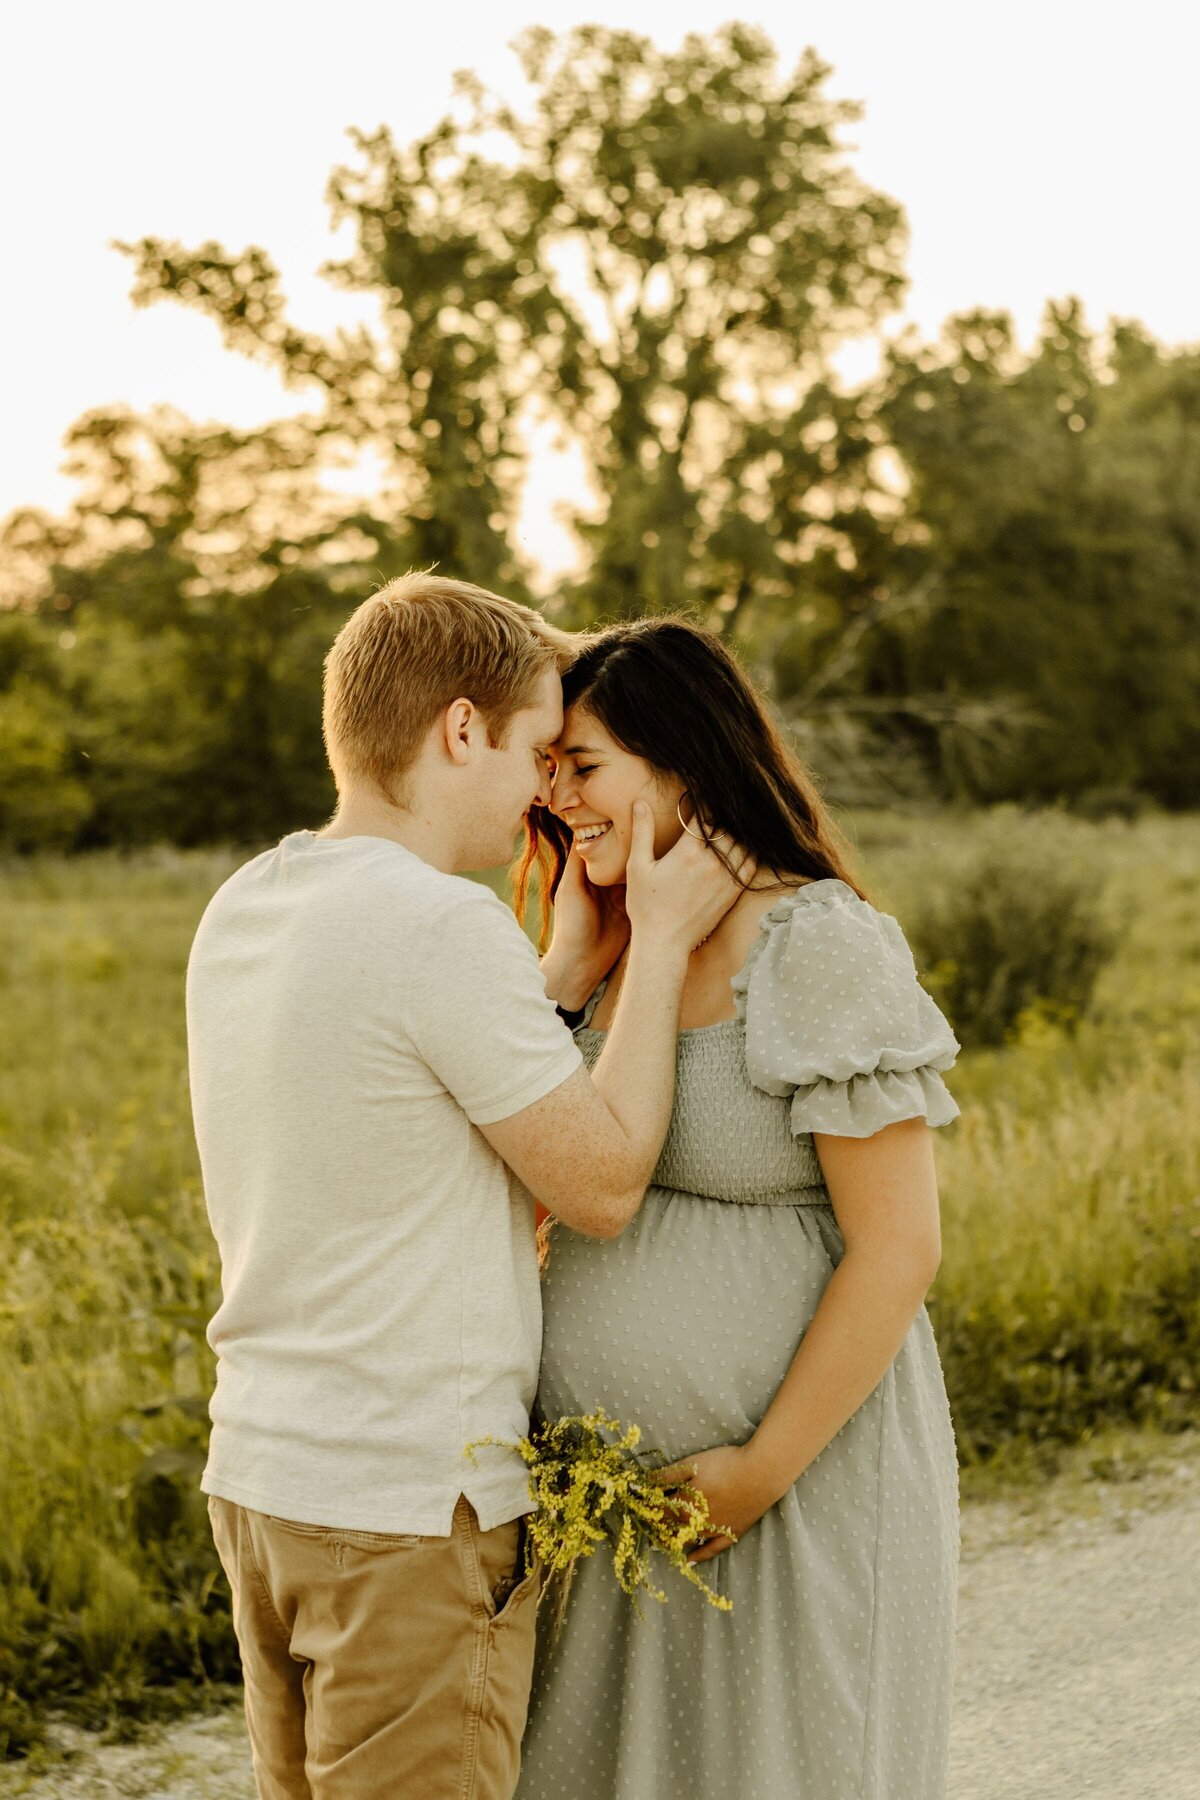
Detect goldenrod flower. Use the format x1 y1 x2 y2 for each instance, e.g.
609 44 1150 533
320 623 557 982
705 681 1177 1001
467 1409 735 1642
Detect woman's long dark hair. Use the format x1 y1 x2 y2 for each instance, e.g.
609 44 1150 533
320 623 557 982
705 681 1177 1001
512 615 868 945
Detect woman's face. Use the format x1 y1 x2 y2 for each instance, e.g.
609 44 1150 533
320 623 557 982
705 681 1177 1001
549 704 686 886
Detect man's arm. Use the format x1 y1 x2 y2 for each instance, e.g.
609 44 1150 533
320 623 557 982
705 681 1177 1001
482 804 749 1238
481 926 690 1237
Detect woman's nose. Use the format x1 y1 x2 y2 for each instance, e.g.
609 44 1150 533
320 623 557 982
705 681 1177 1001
550 774 576 814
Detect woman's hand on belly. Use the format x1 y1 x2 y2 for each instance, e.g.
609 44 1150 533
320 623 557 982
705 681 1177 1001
651 1443 782 1565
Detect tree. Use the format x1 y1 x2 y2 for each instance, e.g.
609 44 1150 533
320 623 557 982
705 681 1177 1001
120 24 907 649
867 301 1200 803
0 407 412 845
6 27 1197 846
0 614 90 850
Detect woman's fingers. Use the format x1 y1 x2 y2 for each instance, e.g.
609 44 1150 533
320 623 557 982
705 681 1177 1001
626 799 656 872
646 1462 705 1533
686 1533 735 1565
702 828 756 881
646 1460 698 1488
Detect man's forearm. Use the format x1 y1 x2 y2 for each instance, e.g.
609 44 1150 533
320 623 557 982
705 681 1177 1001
588 933 689 1200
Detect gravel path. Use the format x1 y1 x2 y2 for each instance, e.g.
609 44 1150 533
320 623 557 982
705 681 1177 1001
949 1476 1199 1797
5 1445 1198 1799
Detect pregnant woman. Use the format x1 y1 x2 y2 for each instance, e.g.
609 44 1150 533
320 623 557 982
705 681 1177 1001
514 617 962 1800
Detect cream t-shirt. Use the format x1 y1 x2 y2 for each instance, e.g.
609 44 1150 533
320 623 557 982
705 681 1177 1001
186 831 582 1534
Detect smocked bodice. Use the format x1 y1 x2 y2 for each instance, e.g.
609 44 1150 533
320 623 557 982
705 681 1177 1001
572 879 960 1209
576 1019 827 1206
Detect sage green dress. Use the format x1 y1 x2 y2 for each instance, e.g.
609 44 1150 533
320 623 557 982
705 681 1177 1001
516 881 962 1800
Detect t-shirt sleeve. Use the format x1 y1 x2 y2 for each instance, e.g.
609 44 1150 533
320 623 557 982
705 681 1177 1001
403 884 582 1126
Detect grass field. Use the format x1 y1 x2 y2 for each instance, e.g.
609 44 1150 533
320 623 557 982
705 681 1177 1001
2 811 1198 1752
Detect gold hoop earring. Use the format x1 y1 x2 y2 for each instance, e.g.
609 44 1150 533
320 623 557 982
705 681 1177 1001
676 793 708 840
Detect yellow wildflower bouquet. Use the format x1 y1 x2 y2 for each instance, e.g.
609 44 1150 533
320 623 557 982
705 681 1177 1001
469 1408 735 1642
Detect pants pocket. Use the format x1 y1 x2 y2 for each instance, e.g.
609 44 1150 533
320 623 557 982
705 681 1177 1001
476 1544 542 1800
464 1509 523 1621
490 1528 542 1628
488 1513 541 1620
336 1528 424 1550
263 1514 424 1549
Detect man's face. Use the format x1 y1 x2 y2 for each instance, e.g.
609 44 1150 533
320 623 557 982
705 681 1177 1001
472 664 563 867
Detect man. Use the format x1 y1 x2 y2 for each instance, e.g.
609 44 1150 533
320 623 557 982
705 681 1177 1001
186 572 742 1799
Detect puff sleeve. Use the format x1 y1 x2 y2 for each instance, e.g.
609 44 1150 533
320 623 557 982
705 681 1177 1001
731 882 960 1139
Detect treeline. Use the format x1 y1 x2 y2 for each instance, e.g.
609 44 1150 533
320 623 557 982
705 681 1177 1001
3 23 1199 851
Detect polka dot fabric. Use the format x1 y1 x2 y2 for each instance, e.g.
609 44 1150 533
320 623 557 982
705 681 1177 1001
515 884 961 1800
733 879 961 1138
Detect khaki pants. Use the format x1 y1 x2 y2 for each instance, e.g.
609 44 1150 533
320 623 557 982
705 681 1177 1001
208 1494 541 1800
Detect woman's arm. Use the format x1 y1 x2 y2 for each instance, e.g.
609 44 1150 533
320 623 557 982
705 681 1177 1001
663 1117 944 1560
537 845 631 1012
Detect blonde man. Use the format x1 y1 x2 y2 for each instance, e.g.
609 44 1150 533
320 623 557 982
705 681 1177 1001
186 573 744 1800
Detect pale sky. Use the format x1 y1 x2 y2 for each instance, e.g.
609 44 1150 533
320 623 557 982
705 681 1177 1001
4 0 1199 577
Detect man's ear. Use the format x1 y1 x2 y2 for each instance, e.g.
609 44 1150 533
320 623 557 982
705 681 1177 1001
443 699 476 766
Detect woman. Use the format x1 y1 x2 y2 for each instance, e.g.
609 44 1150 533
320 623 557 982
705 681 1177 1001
513 617 961 1800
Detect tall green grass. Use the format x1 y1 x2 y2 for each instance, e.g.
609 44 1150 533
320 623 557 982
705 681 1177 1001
1 816 1198 1751
860 808 1200 1461
0 852 240 1753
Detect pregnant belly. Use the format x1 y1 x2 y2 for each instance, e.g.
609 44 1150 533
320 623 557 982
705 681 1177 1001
537 1187 844 1460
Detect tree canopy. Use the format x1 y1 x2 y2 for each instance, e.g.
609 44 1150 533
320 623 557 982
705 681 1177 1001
2 24 1197 850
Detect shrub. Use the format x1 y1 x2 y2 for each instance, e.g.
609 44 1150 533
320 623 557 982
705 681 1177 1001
930 1024 1200 1462
904 812 1118 1047
1070 784 1153 823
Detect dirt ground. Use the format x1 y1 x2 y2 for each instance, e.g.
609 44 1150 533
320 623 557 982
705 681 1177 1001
5 1435 1198 1799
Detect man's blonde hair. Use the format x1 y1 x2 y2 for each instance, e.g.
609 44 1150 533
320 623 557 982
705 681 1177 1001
322 571 576 799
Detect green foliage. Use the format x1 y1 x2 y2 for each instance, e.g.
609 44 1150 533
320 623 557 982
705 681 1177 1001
3 26 1199 844
463 24 907 632
0 616 90 852
0 22 912 851
3 815 1199 1746
902 809 1119 1047
868 303 1200 803
929 1015 1200 1461
0 412 361 849
0 674 90 851
856 807 1200 1458
0 849 242 1755
118 24 905 638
